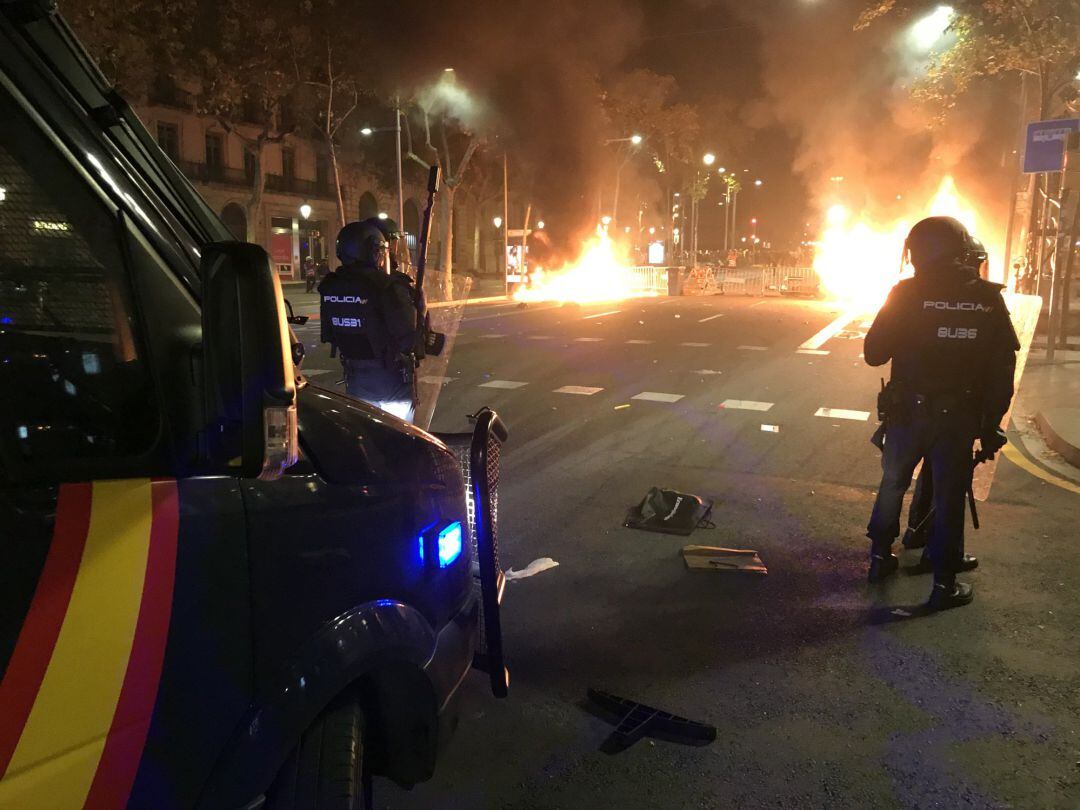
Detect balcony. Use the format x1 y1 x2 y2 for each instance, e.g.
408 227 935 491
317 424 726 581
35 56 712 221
264 174 335 200
178 160 252 189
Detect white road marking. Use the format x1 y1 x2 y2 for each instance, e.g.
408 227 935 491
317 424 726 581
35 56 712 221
761 424 781 433
574 337 604 342
814 407 870 421
799 308 861 350
737 345 769 351
796 348 830 356
528 335 552 340
691 369 724 375
750 300 768 308
480 333 507 339
720 399 774 411
583 310 621 319
553 385 604 395
632 391 684 403
626 339 654 344
698 313 725 322
681 342 711 347
464 303 562 323
480 380 529 389
419 375 454 385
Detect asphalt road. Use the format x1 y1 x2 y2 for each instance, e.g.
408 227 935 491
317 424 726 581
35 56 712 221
289 288 1080 809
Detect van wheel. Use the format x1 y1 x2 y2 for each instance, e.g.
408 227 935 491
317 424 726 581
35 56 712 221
267 698 371 810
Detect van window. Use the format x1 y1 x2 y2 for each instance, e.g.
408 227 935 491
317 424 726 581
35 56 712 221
0 87 158 466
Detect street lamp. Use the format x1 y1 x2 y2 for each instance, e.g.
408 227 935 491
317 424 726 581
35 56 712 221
358 109 406 231
299 202 312 220
377 212 388 220
910 5 954 52
537 220 546 229
606 134 644 227
493 216 503 229
754 179 763 187
717 167 726 174
703 153 716 166
360 127 374 136
630 134 643 145
601 215 612 226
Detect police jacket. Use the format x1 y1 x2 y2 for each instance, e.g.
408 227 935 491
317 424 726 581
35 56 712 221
864 264 1020 428
319 263 418 364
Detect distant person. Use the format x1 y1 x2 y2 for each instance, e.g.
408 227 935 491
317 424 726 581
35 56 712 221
319 221 420 422
303 255 317 293
863 216 1018 610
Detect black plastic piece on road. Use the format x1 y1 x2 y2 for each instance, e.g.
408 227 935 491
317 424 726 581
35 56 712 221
585 688 716 754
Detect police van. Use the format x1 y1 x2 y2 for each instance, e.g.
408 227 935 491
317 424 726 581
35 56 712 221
0 2 507 807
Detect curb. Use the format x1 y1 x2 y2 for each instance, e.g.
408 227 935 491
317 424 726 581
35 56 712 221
1035 408 1080 469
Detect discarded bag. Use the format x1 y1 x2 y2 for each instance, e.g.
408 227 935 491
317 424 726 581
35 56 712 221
623 487 714 536
505 557 560 580
681 545 767 575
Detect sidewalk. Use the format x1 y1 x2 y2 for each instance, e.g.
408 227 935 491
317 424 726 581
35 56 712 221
1014 352 1080 468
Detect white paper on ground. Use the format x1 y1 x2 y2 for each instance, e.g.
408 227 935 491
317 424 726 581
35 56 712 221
504 557 560 580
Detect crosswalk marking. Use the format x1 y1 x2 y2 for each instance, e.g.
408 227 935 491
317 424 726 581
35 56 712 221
626 339 654 344
814 407 870 421
698 314 724 322
573 337 604 343
583 310 621 320
480 380 529 389
800 309 860 350
553 385 604 395
796 348 830 356
737 345 769 351
632 391 684 403
681 342 711 347
720 399 774 411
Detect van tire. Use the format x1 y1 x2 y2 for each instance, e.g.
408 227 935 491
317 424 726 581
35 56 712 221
267 698 370 810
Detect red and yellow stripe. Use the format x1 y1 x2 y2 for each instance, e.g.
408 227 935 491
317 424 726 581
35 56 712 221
0 478 178 809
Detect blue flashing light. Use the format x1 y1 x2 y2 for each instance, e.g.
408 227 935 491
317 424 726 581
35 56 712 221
418 533 425 563
437 522 463 568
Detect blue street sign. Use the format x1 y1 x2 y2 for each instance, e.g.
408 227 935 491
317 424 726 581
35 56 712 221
1023 118 1080 174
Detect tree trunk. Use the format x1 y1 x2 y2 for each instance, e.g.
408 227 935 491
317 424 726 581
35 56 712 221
328 137 346 230
437 184 455 298
472 205 481 273
245 140 267 245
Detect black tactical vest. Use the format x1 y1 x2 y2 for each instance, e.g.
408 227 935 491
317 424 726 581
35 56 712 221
319 265 391 362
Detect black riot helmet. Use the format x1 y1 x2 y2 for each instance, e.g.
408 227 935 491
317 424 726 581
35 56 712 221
904 216 981 274
336 220 389 269
361 216 403 242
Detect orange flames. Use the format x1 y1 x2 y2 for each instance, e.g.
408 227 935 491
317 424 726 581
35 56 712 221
813 176 1002 310
513 227 657 303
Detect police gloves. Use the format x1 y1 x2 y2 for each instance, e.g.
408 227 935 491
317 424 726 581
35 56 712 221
978 427 1007 460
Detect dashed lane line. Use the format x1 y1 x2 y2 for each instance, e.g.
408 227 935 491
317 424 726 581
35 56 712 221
573 337 604 342
796 348 830 356
480 333 507 339
479 380 529 389
698 313 725 322
583 310 621 320
719 400 774 411
528 335 552 340
553 385 604 395
799 307 862 350
626 339 654 344
681 342 711 347
632 391 684 403
814 407 871 421
737 345 769 351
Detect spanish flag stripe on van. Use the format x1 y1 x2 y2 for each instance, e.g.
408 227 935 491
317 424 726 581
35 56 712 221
0 479 178 810
84 479 179 809
0 482 93 776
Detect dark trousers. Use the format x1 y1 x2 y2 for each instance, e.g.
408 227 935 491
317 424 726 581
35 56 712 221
867 407 977 580
908 463 933 533
342 357 417 423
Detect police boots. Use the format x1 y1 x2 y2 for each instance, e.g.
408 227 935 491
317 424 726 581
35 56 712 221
868 552 899 583
928 580 974 611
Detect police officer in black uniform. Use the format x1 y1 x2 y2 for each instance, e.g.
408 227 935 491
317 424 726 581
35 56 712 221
864 216 1019 610
319 221 420 422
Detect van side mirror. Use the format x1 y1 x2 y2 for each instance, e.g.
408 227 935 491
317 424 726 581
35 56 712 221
201 242 298 480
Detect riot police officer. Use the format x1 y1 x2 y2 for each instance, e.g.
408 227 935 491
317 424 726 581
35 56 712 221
864 216 1019 610
319 221 419 422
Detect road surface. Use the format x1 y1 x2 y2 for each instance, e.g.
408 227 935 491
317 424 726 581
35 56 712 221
289 289 1080 809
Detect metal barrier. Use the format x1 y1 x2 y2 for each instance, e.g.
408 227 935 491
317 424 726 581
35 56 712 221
684 265 821 297
628 265 671 295
437 407 509 698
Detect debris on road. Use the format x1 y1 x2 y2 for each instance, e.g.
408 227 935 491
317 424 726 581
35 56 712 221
681 545 768 575
585 688 716 754
624 487 714 536
505 557 560 580
614 403 631 410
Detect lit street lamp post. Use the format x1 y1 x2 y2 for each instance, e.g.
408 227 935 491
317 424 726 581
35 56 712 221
690 152 716 268
359 102 405 234
605 134 643 228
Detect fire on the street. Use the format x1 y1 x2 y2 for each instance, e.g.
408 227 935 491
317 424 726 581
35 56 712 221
513 227 657 303
813 176 1002 310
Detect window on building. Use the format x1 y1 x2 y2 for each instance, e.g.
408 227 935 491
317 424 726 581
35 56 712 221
0 86 160 467
243 148 256 179
281 147 295 179
156 121 180 162
205 132 224 171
